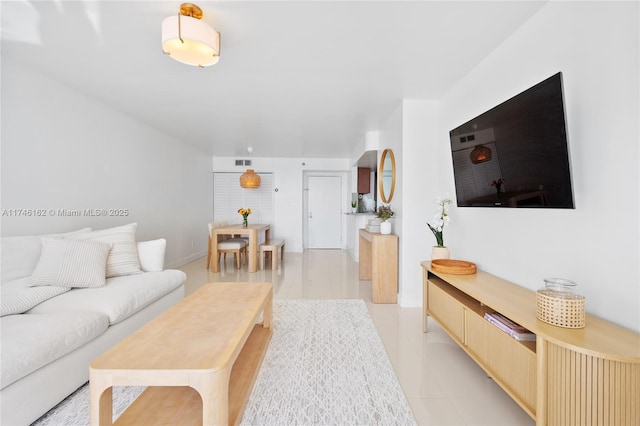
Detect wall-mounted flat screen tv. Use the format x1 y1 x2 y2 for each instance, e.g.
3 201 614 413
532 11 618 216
449 72 574 208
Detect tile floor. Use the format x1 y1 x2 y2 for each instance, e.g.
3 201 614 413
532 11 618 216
179 249 534 426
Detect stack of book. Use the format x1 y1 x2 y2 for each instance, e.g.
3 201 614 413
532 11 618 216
366 218 381 233
484 312 536 341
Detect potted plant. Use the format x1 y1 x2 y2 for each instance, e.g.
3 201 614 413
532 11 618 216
427 195 452 259
351 200 357 213
376 205 394 234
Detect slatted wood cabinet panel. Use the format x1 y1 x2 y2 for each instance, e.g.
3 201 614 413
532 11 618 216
426 280 467 344
542 341 640 425
421 262 640 426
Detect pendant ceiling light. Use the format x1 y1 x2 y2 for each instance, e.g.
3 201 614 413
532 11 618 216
240 147 261 189
162 3 220 68
470 144 492 164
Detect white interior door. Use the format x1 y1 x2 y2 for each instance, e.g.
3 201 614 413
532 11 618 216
307 176 342 248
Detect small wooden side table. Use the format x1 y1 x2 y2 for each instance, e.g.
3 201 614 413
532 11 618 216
358 229 398 303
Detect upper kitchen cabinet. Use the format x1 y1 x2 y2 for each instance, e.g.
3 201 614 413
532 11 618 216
358 168 371 193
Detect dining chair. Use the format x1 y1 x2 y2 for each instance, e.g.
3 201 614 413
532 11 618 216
208 222 248 269
216 239 248 269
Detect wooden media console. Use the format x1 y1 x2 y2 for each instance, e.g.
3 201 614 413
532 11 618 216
421 262 640 425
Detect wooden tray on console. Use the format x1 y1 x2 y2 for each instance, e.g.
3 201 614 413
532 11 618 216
431 259 477 275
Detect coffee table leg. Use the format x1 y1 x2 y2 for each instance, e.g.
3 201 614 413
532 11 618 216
90 374 113 426
192 368 231 426
263 288 273 329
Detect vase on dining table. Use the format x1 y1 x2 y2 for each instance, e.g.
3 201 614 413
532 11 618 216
242 217 248 228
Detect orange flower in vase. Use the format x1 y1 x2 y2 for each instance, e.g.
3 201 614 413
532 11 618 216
238 208 252 227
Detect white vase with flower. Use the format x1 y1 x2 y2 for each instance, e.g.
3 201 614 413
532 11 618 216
427 195 452 259
376 205 394 235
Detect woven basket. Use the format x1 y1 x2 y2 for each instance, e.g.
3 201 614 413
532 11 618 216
536 289 585 328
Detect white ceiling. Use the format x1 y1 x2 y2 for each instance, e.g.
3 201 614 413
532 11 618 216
1 1 546 159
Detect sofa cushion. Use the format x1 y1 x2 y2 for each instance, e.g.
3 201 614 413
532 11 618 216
68 223 142 278
27 270 186 325
137 239 166 272
0 311 109 389
30 239 113 288
0 228 92 285
0 277 70 317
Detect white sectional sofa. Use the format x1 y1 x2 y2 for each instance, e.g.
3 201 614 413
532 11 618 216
0 224 186 425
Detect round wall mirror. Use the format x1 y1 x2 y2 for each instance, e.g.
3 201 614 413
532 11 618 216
378 148 396 204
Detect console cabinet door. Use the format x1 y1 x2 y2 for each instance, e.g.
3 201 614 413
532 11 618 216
427 280 465 344
466 311 537 416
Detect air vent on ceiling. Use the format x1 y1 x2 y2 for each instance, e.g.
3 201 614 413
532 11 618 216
235 159 252 166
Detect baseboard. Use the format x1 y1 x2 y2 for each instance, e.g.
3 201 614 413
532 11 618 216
166 250 206 269
398 294 421 308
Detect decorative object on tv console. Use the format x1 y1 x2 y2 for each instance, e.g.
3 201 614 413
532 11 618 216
536 277 585 328
238 208 252 227
431 246 450 260
449 72 574 208
430 259 477 275
162 3 221 67
427 195 452 259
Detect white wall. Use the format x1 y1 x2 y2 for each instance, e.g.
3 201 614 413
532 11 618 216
1 60 212 268
212 156 351 252
434 2 639 331
377 104 404 295
375 100 441 307
399 100 441 306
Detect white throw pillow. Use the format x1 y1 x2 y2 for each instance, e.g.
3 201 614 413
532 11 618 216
30 239 112 288
137 239 166 272
68 223 142 278
0 227 92 285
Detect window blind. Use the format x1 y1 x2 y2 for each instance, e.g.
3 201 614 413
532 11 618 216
213 172 273 225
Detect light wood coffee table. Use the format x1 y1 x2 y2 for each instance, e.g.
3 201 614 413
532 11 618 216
90 282 273 425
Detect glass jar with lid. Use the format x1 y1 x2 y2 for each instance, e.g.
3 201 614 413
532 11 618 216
536 277 585 328
541 277 577 296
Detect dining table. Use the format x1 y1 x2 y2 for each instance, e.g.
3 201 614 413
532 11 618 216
211 223 270 273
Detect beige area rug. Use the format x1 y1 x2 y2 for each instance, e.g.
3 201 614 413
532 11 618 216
33 299 416 426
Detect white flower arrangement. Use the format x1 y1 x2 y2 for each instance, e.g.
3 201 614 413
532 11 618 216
427 195 452 247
